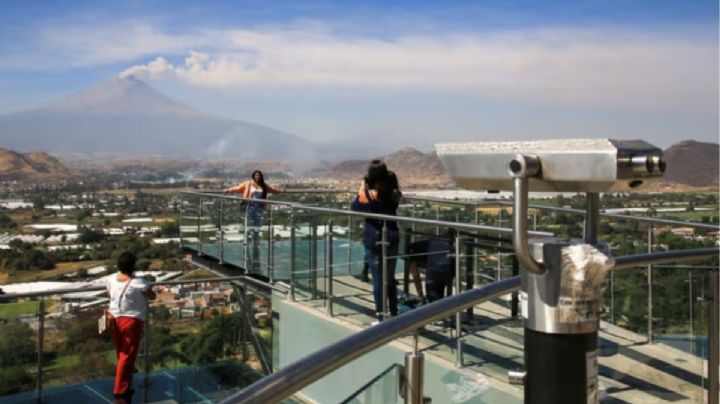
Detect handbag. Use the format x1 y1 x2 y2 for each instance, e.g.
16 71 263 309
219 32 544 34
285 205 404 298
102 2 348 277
99 278 131 336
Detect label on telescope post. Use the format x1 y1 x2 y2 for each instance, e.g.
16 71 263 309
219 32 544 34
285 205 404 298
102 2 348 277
519 291 528 319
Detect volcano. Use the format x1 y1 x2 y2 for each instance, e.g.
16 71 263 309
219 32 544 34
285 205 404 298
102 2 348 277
0 77 314 159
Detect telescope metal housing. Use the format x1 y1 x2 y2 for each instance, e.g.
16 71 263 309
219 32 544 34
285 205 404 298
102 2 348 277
436 139 664 192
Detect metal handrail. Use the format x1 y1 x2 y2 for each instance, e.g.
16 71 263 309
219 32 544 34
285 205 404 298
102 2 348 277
493 200 719 231
182 191 553 238
613 248 719 270
0 275 285 301
404 194 718 231
218 276 522 404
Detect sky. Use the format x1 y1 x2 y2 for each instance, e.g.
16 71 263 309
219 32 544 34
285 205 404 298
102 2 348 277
0 0 717 150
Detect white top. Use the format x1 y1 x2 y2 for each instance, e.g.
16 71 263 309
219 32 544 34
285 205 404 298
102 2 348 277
106 274 150 321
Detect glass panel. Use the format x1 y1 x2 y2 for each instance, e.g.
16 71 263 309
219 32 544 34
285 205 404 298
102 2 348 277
0 300 40 397
180 194 200 251
341 364 402 404
141 279 266 403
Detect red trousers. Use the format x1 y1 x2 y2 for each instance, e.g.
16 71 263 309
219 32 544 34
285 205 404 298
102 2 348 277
111 316 144 397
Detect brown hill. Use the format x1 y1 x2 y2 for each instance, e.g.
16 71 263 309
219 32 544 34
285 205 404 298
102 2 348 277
0 148 72 180
663 140 718 187
329 148 452 186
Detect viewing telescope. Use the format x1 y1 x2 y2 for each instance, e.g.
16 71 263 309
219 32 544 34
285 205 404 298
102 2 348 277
436 138 666 404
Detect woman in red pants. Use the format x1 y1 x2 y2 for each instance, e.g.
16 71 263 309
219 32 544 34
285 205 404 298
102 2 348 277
106 252 155 404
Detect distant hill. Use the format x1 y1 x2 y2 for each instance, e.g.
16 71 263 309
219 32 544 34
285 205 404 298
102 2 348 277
0 77 314 160
663 140 719 187
0 148 71 180
327 148 451 186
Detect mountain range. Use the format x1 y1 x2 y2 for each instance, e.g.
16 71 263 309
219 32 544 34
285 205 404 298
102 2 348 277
0 77 314 160
0 149 71 180
0 77 716 188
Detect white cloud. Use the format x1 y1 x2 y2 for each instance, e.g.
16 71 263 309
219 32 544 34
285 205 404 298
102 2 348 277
4 20 717 114
119 56 174 79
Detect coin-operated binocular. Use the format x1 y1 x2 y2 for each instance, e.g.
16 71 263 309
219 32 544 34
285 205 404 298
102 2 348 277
436 139 664 404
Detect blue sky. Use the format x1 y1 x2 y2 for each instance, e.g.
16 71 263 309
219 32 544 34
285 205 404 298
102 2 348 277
0 0 717 149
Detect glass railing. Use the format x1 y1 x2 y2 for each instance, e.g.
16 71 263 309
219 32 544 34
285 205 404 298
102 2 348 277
340 364 403 404
178 191 717 403
0 276 277 403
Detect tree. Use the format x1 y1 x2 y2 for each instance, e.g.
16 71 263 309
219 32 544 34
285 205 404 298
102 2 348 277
0 214 17 230
0 322 36 367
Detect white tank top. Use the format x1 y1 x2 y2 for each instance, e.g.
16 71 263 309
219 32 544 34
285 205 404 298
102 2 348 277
106 274 150 321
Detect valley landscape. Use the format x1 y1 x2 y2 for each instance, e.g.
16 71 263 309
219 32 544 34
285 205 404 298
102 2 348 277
0 2 717 403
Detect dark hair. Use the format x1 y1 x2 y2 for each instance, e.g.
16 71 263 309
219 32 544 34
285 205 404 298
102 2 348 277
251 170 268 199
117 251 137 276
377 171 401 203
364 160 388 189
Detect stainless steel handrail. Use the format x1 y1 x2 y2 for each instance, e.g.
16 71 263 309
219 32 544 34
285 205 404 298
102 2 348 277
218 276 522 404
0 275 285 301
183 191 553 238
613 248 719 270
494 200 719 231
403 194 718 231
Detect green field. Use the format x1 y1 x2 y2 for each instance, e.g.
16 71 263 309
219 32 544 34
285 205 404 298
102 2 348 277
0 300 39 316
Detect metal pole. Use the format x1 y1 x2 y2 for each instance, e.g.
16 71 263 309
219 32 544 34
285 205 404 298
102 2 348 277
497 207 503 280
243 204 249 270
267 205 274 282
708 271 719 404
219 199 224 264
381 222 389 320
326 219 334 317
647 225 653 344
455 234 463 367
511 256 519 318
311 219 318 299
435 206 440 235
197 198 203 255
144 301 149 403
36 298 45 403
347 205 353 275
242 286 249 361
403 231 411 297
533 210 538 231
584 193 599 244
465 240 474 320
404 351 425 404
610 270 615 324
290 209 296 301
689 271 693 353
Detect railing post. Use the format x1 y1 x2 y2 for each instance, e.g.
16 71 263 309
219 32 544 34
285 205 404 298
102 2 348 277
197 197 203 256
144 301 150 403
584 193 599 245
311 218 318 299
290 208 296 301
219 199 224 264
347 205 353 275
435 206 440 235
610 269 615 324
708 271 719 404
267 205 274 282
381 222 389 320
404 350 425 404
325 219 334 317
511 256 519 318
403 231 411 298
647 225 654 344
36 298 45 404
241 286 250 362
243 204 249 271
455 234 463 367
497 207 503 281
